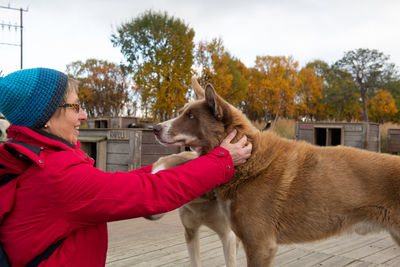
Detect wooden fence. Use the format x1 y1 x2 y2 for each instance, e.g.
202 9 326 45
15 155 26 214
78 128 181 171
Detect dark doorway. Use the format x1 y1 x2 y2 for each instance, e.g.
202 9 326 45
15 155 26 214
315 128 327 146
314 127 342 146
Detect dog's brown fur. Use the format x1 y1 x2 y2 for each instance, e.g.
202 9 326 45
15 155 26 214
154 79 400 266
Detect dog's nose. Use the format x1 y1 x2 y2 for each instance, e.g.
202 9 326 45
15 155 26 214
153 124 162 135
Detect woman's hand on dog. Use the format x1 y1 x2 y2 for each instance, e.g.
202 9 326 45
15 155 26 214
220 129 252 166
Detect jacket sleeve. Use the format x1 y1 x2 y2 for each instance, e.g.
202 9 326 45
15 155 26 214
128 164 152 174
53 147 234 226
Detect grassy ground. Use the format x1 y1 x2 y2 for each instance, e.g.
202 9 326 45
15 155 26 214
252 119 296 139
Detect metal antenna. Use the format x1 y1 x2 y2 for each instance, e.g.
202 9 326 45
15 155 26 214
0 5 29 69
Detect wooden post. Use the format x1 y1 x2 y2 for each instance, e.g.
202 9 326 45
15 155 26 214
128 130 142 171
96 140 107 171
364 122 370 151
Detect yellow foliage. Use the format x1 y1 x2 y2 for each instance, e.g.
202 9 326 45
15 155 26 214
296 67 325 120
248 56 299 120
368 89 398 123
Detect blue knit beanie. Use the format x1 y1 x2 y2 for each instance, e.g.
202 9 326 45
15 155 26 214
0 68 68 129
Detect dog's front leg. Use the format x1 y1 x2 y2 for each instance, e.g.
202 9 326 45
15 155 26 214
219 229 237 267
185 226 201 267
180 206 202 267
213 200 238 267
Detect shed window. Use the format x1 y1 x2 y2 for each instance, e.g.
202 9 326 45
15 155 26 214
314 127 343 146
95 120 108 128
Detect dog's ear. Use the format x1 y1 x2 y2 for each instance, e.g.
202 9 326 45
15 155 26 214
205 84 224 121
192 78 205 100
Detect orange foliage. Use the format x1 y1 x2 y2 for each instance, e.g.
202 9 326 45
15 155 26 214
248 56 299 120
296 67 325 120
368 89 398 123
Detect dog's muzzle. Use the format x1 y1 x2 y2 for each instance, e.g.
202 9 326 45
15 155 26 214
153 123 162 137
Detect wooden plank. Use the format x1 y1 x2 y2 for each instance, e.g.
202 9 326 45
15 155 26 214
141 131 157 144
388 129 400 136
340 237 393 260
107 129 130 140
321 234 386 255
345 133 364 138
283 251 332 266
344 260 378 266
387 145 400 152
129 131 142 171
313 255 356 266
344 125 364 132
387 139 400 145
272 247 313 266
383 255 400 265
298 124 314 130
344 134 364 140
107 141 130 154
107 153 129 165
361 242 400 264
96 140 107 171
344 143 365 149
142 144 180 155
141 154 169 166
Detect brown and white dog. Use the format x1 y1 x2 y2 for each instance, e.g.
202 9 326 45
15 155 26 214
153 78 400 266
148 152 238 267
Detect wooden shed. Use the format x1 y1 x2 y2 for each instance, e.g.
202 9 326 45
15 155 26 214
78 128 181 172
386 128 400 154
295 122 380 152
87 117 140 129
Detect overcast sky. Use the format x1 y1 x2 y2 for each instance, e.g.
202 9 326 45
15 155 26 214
1 0 399 76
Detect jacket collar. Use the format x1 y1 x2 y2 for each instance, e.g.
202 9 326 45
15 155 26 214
3 125 82 169
7 125 78 151
33 129 76 149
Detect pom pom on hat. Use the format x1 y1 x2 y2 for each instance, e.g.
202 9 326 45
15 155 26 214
0 68 68 129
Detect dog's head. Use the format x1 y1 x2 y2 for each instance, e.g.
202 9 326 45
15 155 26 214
154 78 242 155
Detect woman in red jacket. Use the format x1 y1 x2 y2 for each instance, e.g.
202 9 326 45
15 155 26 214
0 68 252 267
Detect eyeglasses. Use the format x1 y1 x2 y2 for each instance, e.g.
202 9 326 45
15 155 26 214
59 103 81 113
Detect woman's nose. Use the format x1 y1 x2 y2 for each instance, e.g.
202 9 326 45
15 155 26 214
79 108 87 121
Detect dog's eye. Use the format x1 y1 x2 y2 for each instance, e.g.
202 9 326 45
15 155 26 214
187 113 195 120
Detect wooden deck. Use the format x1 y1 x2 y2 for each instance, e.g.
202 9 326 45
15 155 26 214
106 210 400 266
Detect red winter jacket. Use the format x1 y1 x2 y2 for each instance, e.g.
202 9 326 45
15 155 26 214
0 126 234 267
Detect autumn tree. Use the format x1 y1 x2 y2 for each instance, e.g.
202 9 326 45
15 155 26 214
242 67 265 120
66 59 130 117
296 67 324 121
194 38 248 107
243 66 265 121
368 89 398 123
249 56 299 122
111 10 194 121
334 48 397 122
306 60 361 121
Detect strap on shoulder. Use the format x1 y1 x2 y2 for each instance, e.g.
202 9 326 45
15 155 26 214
25 238 65 267
0 173 19 186
5 140 41 156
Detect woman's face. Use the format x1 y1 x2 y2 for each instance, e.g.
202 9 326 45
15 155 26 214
45 89 87 144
